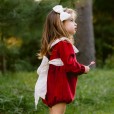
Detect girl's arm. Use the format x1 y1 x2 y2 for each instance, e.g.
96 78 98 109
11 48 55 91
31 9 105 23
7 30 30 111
58 41 88 75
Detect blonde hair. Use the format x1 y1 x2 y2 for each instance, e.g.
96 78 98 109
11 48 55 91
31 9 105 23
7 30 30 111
38 7 76 59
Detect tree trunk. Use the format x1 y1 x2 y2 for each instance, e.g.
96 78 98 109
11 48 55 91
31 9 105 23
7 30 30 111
0 32 7 73
75 0 96 66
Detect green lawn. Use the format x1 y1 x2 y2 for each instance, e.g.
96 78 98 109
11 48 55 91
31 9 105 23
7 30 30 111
0 69 114 114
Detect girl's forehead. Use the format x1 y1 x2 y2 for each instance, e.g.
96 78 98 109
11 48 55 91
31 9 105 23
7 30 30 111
64 8 76 19
69 13 76 21
72 12 76 19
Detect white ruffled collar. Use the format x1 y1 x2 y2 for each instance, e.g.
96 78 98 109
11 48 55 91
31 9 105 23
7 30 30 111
51 37 79 53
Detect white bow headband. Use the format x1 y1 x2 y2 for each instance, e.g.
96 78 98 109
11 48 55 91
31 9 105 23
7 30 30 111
53 5 71 21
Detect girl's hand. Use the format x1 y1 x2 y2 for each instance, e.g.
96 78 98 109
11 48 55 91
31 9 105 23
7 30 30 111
84 66 90 73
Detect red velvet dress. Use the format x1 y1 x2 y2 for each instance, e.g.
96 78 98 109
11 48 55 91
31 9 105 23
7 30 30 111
42 40 85 107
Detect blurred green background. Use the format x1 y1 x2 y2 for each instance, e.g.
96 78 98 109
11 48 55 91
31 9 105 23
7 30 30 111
0 0 114 114
0 0 114 73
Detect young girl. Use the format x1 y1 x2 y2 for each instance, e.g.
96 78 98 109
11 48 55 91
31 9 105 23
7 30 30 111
35 5 90 114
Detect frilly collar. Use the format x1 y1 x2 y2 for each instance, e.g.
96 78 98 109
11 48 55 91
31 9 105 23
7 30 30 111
51 37 79 53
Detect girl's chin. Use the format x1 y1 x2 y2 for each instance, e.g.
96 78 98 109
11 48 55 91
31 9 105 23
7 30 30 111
70 31 77 35
74 31 77 34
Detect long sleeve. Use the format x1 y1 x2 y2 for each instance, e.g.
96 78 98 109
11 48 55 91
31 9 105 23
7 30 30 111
58 41 85 75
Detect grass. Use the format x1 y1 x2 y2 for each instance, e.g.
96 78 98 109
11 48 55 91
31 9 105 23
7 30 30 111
0 69 114 114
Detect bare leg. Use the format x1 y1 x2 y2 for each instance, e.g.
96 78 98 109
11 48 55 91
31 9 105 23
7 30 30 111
49 108 53 114
50 103 66 114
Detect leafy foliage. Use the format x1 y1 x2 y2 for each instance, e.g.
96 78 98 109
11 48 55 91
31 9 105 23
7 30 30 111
0 0 114 72
93 0 114 67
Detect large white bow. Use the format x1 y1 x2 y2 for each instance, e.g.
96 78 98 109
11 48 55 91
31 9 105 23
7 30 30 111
53 5 71 21
34 56 64 109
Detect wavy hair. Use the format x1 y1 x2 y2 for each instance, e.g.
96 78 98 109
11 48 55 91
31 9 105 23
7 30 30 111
38 8 76 59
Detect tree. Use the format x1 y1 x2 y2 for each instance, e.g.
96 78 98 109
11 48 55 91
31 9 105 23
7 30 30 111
93 0 114 67
0 0 38 73
0 0 21 73
75 0 95 66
